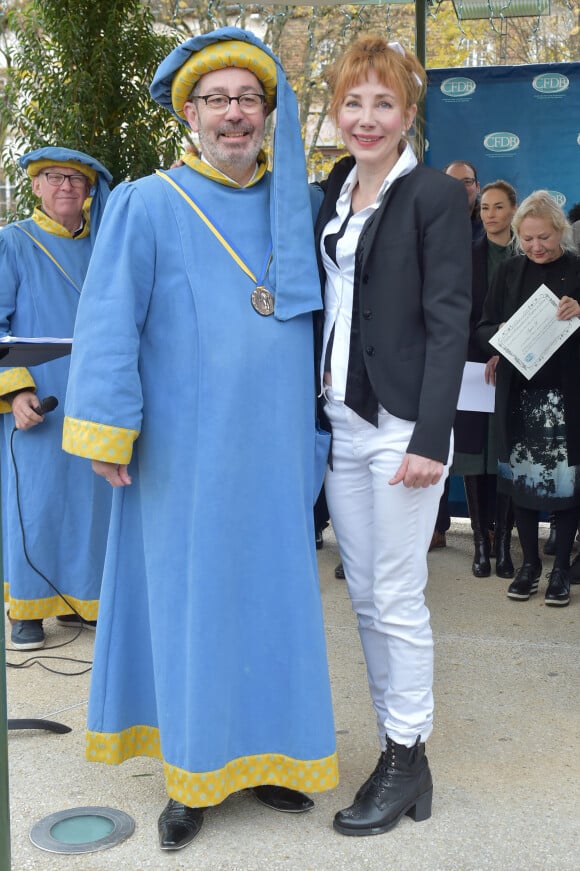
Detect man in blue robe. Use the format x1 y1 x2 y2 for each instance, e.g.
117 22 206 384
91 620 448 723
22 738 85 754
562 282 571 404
0 147 112 649
63 28 338 851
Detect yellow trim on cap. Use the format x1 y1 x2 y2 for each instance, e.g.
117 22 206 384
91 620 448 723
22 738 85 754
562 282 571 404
171 40 277 120
26 158 97 185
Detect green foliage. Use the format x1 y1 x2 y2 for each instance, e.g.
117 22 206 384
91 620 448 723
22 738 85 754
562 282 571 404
149 1 578 176
1 0 183 217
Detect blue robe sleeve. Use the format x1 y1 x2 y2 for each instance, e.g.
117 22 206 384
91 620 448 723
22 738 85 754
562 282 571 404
63 182 155 464
0 228 37 412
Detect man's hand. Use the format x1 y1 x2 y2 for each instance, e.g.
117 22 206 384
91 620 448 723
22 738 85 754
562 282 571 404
11 391 44 430
92 460 132 487
389 453 444 488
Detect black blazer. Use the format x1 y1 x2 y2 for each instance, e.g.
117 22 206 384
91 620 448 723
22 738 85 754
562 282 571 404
315 157 471 464
476 251 580 464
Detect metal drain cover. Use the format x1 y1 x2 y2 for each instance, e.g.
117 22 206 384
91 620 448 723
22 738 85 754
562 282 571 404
30 806 134 854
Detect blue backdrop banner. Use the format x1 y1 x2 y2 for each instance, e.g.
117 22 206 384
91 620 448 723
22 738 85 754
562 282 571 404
425 62 580 213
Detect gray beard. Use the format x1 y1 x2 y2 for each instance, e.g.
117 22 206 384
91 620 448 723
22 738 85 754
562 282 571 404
197 128 262 181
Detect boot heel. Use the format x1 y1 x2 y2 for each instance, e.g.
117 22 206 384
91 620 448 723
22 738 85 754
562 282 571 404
406 788 432 822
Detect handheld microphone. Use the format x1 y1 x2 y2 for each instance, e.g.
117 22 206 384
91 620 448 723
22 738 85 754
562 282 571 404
32 395 59 416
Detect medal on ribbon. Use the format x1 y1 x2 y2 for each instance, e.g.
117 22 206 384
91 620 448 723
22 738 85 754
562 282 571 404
251 285 275 316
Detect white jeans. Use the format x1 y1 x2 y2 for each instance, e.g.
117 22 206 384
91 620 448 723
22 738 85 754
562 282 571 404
324 391 451 748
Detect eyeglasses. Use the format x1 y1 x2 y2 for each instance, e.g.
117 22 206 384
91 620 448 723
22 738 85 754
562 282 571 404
40 171 88 189
461 177 477 187
192 93 266 113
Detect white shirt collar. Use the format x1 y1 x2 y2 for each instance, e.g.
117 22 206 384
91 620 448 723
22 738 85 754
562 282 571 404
337 141 418 210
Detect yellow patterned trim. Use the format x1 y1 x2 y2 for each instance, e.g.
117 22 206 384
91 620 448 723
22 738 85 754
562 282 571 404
165 751 339 807
87 725 338 807
171 40 277 120
4 582 98 620
178 150 268 189
62 416 138 464
32 205 91 239
0 368 36 413
87 726 163 765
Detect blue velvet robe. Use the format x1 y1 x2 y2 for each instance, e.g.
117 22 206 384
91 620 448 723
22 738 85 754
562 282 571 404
0 218 111 619
63 167 338 805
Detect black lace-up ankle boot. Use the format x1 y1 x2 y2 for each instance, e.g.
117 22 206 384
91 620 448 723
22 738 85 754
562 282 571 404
333 735 433 836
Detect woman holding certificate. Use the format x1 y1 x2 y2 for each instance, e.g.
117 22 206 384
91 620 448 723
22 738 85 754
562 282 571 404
477 190 580 607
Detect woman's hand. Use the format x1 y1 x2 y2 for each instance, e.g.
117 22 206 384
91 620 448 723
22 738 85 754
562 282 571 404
389 453 443 488
10 391 44 430
484 355 500 386
92 460 132 488
556 295 580 321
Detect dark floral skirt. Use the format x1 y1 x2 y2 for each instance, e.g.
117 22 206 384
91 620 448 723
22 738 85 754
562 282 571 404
497 387 580 511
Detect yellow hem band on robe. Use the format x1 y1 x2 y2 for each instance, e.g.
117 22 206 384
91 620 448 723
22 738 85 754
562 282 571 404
0 368 36 413
62 416 138 465
4 581 99 620
87 725 338 806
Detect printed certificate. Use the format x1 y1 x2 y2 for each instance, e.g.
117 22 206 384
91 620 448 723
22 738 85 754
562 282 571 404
489 284 580 379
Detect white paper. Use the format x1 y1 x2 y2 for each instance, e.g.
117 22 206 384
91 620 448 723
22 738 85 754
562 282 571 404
0 335 72 344
489 284 580 380
457 361 495 412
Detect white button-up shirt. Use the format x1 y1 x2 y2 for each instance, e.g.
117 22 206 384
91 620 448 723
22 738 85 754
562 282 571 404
319 143 418 400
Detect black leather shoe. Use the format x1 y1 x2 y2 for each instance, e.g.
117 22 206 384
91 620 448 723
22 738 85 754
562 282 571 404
252 785 314 813
334 562 345 579
507 562 542 600
158 799 204 851
545 568 570 606
334 736 432 837
315 529 324 550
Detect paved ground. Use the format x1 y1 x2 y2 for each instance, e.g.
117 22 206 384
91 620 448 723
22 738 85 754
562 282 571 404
4 520 579 871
